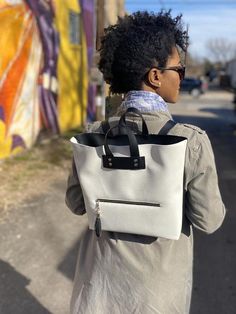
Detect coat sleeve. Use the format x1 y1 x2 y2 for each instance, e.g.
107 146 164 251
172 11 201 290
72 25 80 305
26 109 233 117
65 122 102 215
185 132 226 234
65 158 86 215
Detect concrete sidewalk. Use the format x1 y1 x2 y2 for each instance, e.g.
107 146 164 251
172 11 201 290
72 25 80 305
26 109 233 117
171 91 236 314
0 178 88 314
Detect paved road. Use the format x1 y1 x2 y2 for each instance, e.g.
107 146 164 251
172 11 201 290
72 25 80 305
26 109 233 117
170 91 236 314
0 90 235 314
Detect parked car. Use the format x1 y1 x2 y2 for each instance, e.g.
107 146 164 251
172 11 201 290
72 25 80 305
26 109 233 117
180 77 207 97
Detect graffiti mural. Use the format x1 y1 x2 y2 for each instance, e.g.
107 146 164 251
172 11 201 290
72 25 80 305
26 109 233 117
80 0 96 122
25 0 60 134
0 0 94 159
53 0 88 132
0 0 42 159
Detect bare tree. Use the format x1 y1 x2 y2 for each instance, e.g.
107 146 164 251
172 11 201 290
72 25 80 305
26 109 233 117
206 38 236 64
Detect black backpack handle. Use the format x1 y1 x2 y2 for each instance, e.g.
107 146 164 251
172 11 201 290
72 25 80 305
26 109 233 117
102 122 145 170
119 107 149 136
104 123 140 157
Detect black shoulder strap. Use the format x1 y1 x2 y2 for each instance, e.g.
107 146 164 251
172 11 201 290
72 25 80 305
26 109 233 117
101 119 134 136
101 120 111 134
158 120 176 135
102 118 176 136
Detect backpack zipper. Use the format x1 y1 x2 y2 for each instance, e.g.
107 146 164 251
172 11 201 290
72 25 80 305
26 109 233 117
96 199 161 207
94 199 160 238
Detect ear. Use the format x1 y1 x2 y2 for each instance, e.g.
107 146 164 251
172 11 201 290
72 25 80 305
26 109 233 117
147 68 162 88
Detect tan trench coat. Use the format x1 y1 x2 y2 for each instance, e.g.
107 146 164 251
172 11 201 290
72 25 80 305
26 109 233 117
65 110 226 314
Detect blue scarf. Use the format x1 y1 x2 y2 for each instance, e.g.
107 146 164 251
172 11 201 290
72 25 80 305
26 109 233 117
120 90 169 113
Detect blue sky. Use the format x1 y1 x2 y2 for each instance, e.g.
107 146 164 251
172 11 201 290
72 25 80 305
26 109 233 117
125 0 236 59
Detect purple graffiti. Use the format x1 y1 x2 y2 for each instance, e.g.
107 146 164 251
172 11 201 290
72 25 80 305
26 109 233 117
80 0 96 122
11 134 26 151
0 105 5 121
24 0 60 133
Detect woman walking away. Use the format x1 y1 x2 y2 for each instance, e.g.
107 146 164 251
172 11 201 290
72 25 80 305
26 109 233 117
65 10 225 314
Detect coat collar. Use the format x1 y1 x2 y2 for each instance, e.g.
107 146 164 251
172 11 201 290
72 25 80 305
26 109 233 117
116 90 173 121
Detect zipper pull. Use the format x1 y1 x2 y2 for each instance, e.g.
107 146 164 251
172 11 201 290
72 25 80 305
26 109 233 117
95 201 101 237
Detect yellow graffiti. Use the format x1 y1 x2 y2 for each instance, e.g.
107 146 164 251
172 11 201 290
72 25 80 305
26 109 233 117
0 120 23 159
54 0 88 132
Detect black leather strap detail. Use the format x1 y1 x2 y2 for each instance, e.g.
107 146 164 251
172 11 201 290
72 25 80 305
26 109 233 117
102 155 145 170
91 110 177 170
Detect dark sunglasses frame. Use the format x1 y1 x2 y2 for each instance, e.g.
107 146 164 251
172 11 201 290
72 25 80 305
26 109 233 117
156 65 186 81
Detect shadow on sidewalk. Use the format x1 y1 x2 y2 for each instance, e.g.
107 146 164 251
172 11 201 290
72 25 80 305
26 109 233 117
0 260 52 314
57 237 82 281
173 113 236 314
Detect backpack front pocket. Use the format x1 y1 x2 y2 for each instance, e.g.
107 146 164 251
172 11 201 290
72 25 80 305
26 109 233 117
94 199 162 237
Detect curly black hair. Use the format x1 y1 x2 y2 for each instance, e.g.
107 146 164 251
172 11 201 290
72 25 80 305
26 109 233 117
98 10 188 94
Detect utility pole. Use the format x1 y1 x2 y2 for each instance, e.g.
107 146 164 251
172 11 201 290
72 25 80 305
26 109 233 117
96 0 105 51
95 0 105 120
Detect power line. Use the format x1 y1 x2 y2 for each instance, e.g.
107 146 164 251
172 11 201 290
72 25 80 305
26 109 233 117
127 1 236 4
128 0 236 2
127 3 236 5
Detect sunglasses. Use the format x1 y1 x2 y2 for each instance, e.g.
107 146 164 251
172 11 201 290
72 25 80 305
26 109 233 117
156 65 186 81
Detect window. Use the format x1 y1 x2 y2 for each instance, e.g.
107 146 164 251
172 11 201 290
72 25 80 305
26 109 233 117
69 10 81 45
